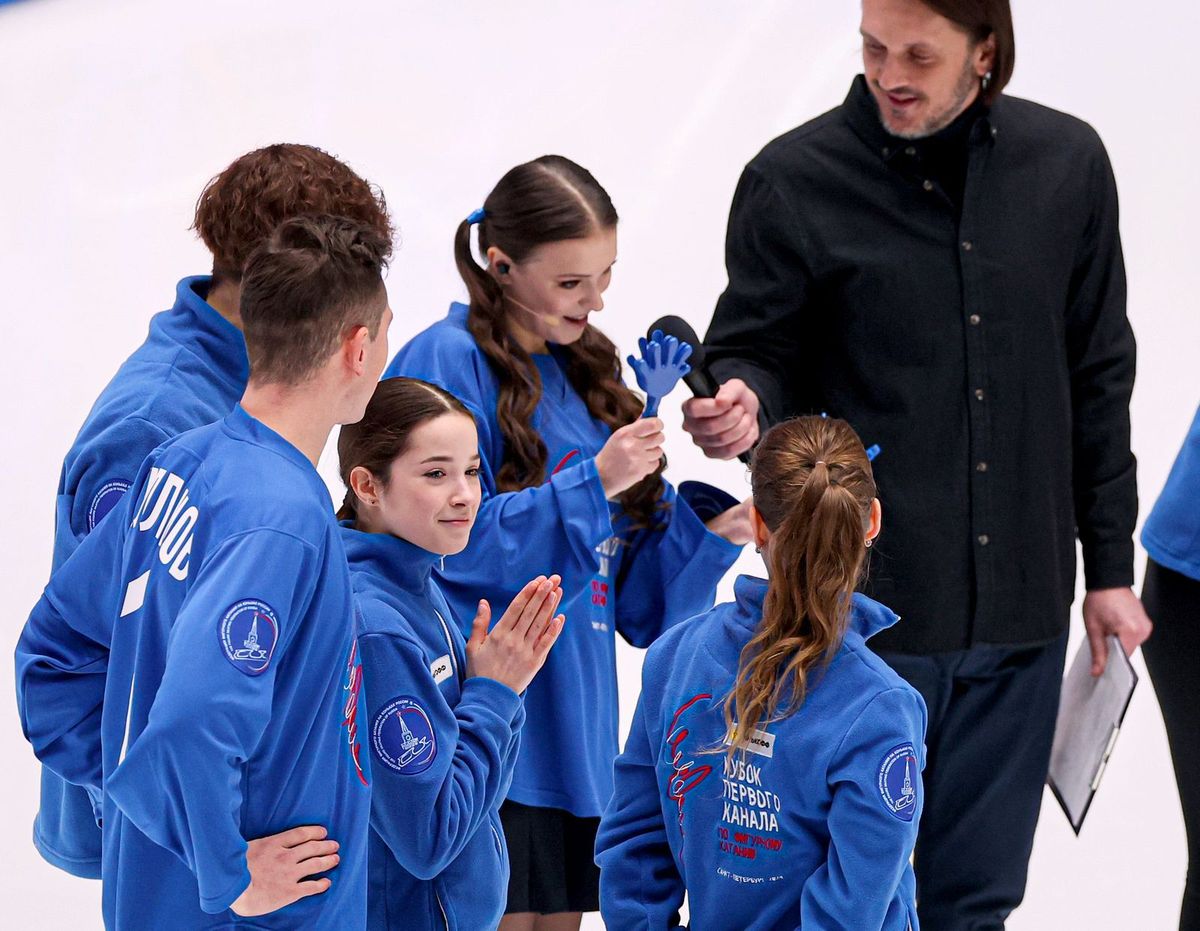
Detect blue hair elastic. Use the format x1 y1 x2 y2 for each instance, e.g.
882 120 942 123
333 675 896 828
467 207 486 225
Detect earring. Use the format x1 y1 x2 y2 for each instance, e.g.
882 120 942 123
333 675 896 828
981 70 992 92
865 539 874 548
754 546 762 554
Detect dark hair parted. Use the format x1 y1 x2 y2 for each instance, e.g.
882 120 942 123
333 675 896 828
922 0 1014 103
453 155 664 527
723 415 877 756
239 215 390 386
193 143 393 286
336 377 473 522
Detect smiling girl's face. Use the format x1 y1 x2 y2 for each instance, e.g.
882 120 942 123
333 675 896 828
351 412 482 555
488 226 617 353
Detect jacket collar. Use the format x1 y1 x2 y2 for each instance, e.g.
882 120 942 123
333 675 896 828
729 573 900 642
340 521 441 596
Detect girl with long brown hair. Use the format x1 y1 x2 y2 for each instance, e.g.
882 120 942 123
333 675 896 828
385 155 749 929
596 415 927 930
337 377 565 930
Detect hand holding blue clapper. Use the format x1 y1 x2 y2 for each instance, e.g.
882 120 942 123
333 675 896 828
628 329 693 417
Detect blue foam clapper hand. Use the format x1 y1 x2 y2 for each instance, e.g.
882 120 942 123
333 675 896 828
627 329 693 417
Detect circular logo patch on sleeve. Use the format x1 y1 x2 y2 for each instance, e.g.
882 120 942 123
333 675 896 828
87 480 132 531
218 599 279 676
877 743 920 822
371 696 437 775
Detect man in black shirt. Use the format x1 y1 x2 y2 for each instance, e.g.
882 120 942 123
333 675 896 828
683 1 1153 927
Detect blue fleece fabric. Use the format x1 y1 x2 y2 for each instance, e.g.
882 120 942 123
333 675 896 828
1143 402 1200 581
17 407 369 929
596 576 927 931
37 275 249 878
384 303 743 818
342 525 524 930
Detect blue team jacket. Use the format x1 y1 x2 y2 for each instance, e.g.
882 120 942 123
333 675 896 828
38 274 248 878
1143 401 1200 581
385 303 743 818
342 525 523 931
17 407 369 929
596 576 927 931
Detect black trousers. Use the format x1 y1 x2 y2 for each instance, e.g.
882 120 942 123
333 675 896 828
876 632 1069 931
1142 558 1200 931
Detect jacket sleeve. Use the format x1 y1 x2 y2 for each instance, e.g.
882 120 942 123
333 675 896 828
358 617 523 879
55 415 171 568
15 484 135 792
613 482 742 648
799 687 926 930
443 458 613 631
596 686 685 929
388 337 614 627
104 528 320 915
704 163 816 426
1066 137 1137 591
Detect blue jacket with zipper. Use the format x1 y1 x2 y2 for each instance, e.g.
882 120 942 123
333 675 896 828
343 525 523 930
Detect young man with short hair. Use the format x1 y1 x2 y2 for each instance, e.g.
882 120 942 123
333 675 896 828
33 143 391 880
18 214 393 928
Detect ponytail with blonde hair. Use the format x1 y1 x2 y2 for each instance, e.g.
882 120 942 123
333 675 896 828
724 415 877 756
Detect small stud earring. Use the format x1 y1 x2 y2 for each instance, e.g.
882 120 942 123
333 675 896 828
754 546 762 554
865 539 874 548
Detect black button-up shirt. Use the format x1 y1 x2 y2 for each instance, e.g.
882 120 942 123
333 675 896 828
705 76 1137 654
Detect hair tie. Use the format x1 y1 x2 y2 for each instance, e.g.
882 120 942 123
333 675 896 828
467 207 486 225
814 460 827 467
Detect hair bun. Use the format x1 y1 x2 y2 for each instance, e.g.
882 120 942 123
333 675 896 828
275 215 328 251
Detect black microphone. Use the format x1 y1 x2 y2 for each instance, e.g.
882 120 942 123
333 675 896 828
647 315 720 397
647 315 752 465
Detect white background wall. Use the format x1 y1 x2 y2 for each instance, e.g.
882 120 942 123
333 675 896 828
1 0 1196 927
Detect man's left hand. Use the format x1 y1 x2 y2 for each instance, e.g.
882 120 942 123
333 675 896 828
1081 587 1153 677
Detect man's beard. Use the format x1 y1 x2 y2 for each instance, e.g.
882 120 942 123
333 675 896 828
884 57 980 140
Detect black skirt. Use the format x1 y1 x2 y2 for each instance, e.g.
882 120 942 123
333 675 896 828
500 799 601 915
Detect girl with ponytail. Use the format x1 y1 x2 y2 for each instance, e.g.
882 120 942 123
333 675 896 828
385 155 748 928
597 415 927 931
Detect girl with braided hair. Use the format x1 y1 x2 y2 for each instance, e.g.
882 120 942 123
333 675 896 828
596 415 927 930
385 155 748 929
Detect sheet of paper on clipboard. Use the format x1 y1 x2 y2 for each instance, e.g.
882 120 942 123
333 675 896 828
1047 634 1138 835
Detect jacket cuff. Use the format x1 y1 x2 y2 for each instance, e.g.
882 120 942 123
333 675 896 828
1083 539 1135 590
676 480 740 524
665 491 744 574
550 457 612 544
199 862 252 915
460 675 523 724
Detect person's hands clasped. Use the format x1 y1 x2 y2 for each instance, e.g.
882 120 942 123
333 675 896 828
230 825 340 917
682 379 760 460
595 418 665 499
465 575 565 695
1082 586 1153 677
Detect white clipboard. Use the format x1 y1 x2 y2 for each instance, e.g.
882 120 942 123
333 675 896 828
1047 635 1138 835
